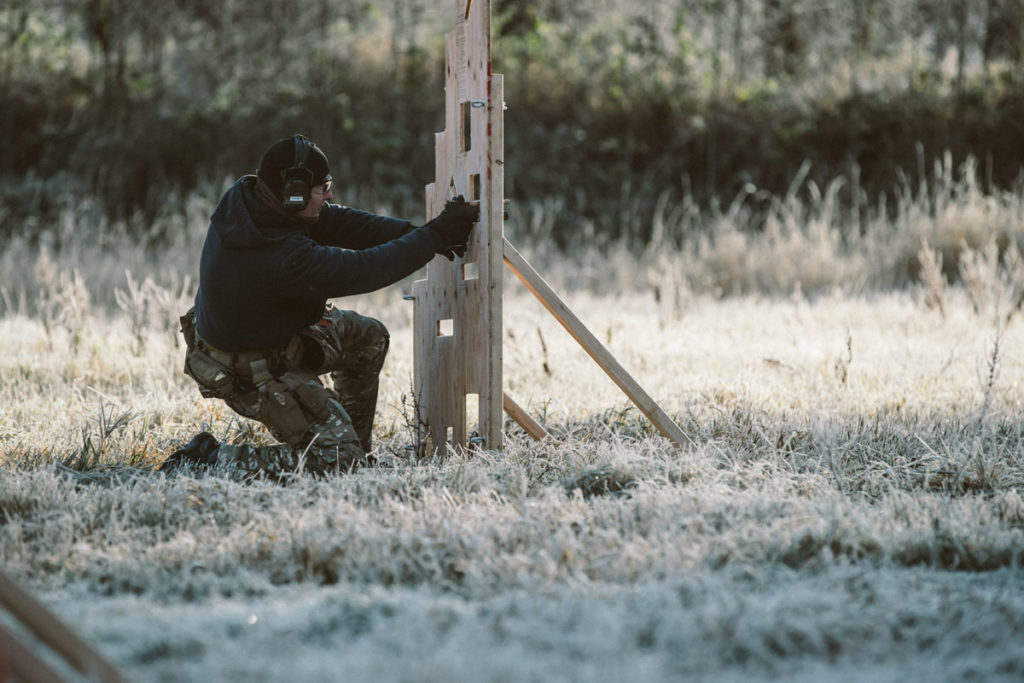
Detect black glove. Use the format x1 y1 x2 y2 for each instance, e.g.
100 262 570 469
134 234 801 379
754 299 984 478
424 195 479 261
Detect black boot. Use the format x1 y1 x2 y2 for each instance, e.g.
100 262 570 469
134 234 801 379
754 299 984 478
159 432 219 472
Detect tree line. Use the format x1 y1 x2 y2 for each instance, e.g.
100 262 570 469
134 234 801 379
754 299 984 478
3 0 1024 245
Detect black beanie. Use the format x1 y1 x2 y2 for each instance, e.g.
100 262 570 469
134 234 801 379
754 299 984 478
256 136 332 198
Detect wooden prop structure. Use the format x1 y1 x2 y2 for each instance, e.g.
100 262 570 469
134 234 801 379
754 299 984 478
414 0 687 452
414 0 504 451
0 569 127 683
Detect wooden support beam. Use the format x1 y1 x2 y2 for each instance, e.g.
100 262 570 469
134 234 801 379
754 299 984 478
503 237 689 448
502 391 550 441
2 625 72 683
0 569 127 683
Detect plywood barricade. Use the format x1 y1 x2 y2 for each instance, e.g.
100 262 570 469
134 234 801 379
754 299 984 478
0 568 127 683
414 0 687 452
414 0 504 453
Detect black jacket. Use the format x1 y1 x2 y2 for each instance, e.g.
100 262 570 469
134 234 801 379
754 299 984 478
194 175 442 351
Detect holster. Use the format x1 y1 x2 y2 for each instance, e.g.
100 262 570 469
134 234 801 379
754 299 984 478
180 308 234 398
185 347 237 399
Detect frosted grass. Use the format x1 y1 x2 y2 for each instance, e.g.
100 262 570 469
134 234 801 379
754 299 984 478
2 288 1024 680
3 166 1024 681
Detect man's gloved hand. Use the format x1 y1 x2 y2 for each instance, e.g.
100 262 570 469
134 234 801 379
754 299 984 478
424 195 479 261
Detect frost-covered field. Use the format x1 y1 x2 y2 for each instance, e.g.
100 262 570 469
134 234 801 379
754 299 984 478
2 284 1023 681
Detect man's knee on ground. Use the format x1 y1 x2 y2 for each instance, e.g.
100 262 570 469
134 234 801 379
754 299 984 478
302 396 366 471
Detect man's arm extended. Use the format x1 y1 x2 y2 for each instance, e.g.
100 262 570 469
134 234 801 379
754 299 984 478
309 204 416 250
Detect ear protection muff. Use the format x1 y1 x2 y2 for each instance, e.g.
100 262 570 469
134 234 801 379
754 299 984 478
280 135 313 211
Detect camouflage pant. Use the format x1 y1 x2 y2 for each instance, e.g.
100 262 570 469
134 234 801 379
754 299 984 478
185 307 389 478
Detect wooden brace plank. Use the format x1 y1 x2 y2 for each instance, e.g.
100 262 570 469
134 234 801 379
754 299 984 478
502 237 689 448
502 391 550 441
2 625 73 683
0 569 126 683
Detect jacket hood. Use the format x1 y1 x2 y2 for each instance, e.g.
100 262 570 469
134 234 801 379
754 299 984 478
209 175 310 250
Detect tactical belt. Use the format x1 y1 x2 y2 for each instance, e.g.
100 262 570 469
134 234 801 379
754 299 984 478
195 336 282 386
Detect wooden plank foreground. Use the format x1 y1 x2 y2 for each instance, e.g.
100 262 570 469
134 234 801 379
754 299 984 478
0 569 126 683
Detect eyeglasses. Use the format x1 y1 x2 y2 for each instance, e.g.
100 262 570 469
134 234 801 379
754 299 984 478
312 180 333 196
